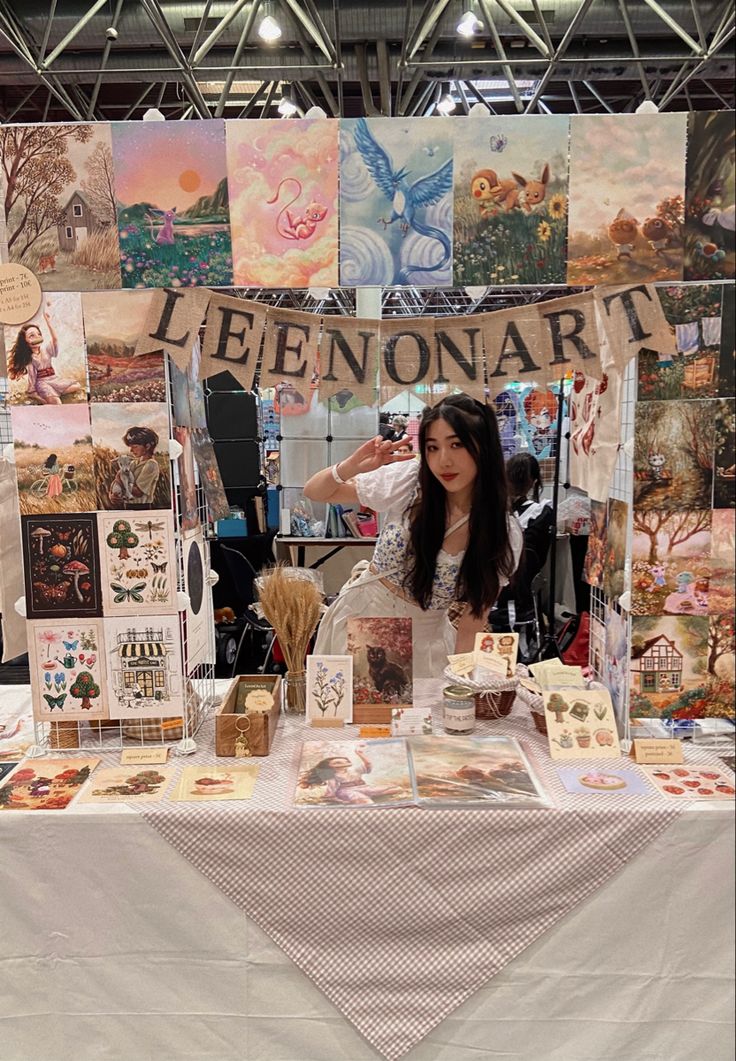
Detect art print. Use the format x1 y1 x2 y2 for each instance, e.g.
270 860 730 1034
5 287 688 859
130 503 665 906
0 758 100 811
556 766 652 796
27 619 107 721
633 400 715 511
0 122 121 290
0 762 19 784
226 118 339 288
543 689 621 761
6 293 86 406
583 500 606 589
605 499 630 604
346 616 413 706
78 765 174 803
306 655 353 725
473 631 518 678
683 110 735 282
639 763 735 800
453 114 569 286
718 283 735 398
517 386 558 459
171 764 258 802
111 120 233 288
637 284 722 401
97 510 176 616
714 398 735 509
629 615 715 719
21 514 102 620
83 290 165 402
103 616 184 720
340 117 452 287
706 614 735 718
174 426 199 535
0 691 36 761
632 510 711 616
183 534 214 672
294 738 413 807
409 735 548 807
710 510 735 614
493 390 519 458
603 605 629 727
90 401 171 510
567 112 686 285
11 404 95 516
190 428 230 522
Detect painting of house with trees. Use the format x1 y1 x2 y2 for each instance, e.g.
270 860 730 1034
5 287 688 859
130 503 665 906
0 123 122 290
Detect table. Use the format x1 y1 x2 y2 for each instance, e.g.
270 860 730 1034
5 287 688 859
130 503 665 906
278 534 378 569
1 682 734 1061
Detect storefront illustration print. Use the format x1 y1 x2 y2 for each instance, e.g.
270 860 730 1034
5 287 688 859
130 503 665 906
111 626 175 709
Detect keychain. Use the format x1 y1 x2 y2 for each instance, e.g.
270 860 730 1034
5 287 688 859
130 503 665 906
234 715 252 758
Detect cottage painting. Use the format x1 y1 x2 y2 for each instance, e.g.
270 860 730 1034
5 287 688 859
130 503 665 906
103 617 184 719
0 123 122 290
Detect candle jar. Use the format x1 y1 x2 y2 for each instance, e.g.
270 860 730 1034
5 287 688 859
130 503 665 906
443 685 476 735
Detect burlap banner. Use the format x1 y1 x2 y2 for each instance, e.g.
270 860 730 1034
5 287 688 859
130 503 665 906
260 306 322 399
318 316 379 406
135 287 211 372
201 293 267 391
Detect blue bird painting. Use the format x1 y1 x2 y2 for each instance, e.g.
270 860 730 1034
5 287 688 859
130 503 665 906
344 117 453 285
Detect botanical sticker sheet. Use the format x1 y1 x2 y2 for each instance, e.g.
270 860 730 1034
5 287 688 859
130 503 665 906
111 119 233 288
0 758 100 811
453 114 569 286
346 616 413 707
567 112 687 285
226 118 339 288
171 764 259 802
306 654 353 725
340 117 453 287
90 401 172 510
21 513 103 620
409 734 549 807
294 738 413 807
6 292 87 406
78 765 175 803
103 615 184 720
11 404 95 517
97 510 177 616
0 122 121 290
683 110 735 282
83 290 164 403
543 689 621 760
27 619 107 721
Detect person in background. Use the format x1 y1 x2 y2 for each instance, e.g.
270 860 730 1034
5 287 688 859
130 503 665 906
378 412 394 440
304 393 522 674
389 414 409 444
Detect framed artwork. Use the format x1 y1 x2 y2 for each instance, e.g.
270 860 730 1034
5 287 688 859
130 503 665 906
633 399 715 512
294 739 413 807
171 764 259 802
543 689 621 760
409 735 549 807
83 290 165 403
90 401 172 511
340 117 453 287
0 758 100 811
6 293 86 406
226 118 339 288
1 121 121 290
346 616 412 708
103 615 184 720
78 765 175 803
27 619 108 721
11 404 95 517
111 119 233 288
21 513 103 619
453 114 569 286
183 533 214 672
632 509 711 616
97 509 177 616
567 112 686 285
306 654 353 725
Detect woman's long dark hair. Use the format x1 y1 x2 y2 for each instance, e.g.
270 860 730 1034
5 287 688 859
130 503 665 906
506 452 542 507
8 325 37 379
404 393 515 617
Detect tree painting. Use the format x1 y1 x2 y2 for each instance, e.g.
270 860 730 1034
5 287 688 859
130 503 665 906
708 614 735 678
710 510 735 614
713 398 736 509
684 111 735 282
634 399 715 511
0 123 121 289
106 520 139 559
69 672 100 711
632 509 711 616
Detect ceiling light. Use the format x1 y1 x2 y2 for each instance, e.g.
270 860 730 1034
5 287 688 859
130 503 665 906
457 11 482 38
437 87 456 116
277 88 298 117
258 14 282 42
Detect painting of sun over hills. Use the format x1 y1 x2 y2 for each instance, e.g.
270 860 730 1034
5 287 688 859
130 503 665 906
111 121 233 288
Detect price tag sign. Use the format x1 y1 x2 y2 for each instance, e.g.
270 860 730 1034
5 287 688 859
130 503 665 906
631 739 684 765
120 747 170 766
0 263 42 325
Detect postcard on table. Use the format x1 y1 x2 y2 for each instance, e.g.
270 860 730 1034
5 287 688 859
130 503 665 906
543 689 621 760
171 765 259 802
557 766 654 796
78 765 175 803
0 758 100 811
409 735 550 808
639 764 735 800
474 631 518 677
21 513 103 620
293 739 413 807
97 510 177 616
27 619 108 722
346 617 413 707
306 655 353 725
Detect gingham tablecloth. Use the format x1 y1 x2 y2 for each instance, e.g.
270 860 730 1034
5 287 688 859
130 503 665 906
137 681 690 1061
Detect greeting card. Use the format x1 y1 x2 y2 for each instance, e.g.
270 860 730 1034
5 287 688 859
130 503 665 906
543 689 621 760
306 654 353 725
0 757 100 810
97 510 177 616
27 619 108 722
21 514 103 620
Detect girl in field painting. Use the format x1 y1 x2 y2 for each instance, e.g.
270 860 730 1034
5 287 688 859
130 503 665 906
8 312 83 405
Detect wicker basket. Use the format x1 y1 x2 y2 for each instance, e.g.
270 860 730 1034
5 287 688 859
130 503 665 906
122 717 184 743
513 669 547 734
442 666 519 721
48 720 81 749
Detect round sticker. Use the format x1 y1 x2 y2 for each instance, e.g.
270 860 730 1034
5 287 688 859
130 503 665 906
0 263 43 325
245 689 274 712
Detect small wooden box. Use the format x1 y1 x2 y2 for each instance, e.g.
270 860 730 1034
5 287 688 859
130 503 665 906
215 674 282 757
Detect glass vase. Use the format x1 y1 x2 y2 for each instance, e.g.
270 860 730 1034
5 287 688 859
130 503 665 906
283 670 307 715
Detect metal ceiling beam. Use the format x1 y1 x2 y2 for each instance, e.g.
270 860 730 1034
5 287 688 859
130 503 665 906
582 80 615 112
332 0 344 115
406 0 452 62
568 81 582 113
659 24 735 107
87 0 125 119
617 0 650 98
138 0 211 117
286 19 339 115
399 11 443 114
0 1 87 120
238 79 270 117
191 0 252 68
122 81 155 119
41 0 109 70
492 0 551 58
214 0 262 116
39 0 58 65
524 0 597 113
355 42 379 115
279 0 336 64
477 0 524 113
376 39 391 115
641 0 704 56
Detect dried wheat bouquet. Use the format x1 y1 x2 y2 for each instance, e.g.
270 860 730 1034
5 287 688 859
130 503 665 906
257 565 322 674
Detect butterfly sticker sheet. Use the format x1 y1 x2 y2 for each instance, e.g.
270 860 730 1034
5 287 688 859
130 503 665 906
27 619 108 722
97 510 177 616
21 514 103 620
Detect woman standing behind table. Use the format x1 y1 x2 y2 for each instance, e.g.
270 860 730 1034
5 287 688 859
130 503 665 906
304 393 523 676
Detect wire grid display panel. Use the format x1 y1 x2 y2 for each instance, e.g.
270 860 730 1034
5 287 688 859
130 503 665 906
33 357 215 754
